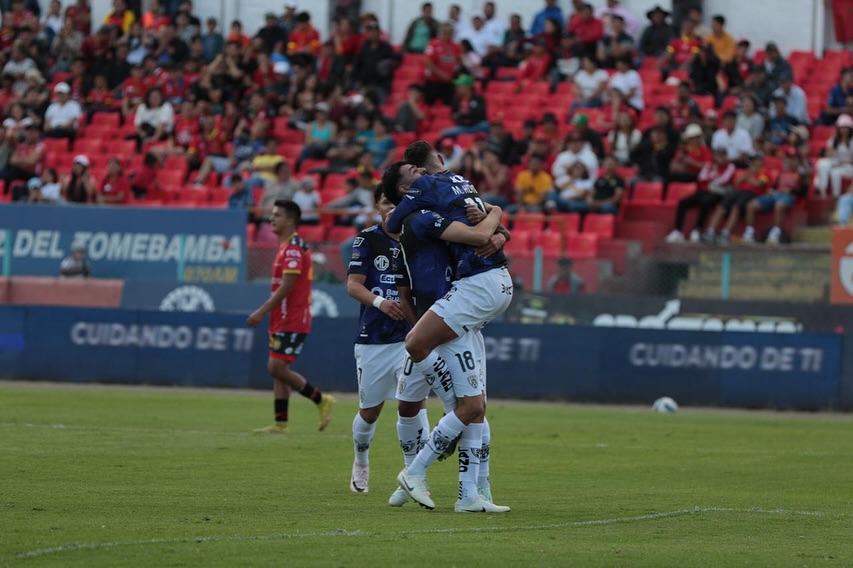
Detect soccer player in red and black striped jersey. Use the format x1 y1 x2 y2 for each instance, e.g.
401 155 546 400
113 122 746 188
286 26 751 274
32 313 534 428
247 200 335 433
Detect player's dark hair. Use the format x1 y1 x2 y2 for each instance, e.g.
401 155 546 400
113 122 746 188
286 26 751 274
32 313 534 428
274 199 302 224
373 182 384 204
381 161 406 205
404 140 434 168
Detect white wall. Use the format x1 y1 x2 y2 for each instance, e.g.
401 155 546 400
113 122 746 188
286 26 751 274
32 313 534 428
89 0 822 56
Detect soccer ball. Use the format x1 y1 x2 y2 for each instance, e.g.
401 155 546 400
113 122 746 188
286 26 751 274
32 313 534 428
652 397 679 413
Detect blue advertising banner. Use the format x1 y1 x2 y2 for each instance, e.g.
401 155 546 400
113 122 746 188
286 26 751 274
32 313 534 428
120 281 360 318
0 204 246 282
0 308 844 410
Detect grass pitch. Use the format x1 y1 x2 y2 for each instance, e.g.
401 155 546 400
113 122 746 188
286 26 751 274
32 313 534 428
0 382 851 567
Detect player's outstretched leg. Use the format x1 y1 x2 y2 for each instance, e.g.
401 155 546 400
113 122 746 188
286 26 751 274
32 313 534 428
390 406 429 506
452 421 508 513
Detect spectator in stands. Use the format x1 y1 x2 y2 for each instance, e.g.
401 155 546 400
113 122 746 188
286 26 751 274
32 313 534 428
394 84 426 133
572 113 604 157
66 0 92 34
502 13 528 67
3 45 37 95
437 135 464 170
227 174 256 221
288 12 321 64
62 154 96 203
659 18 701 76
325 122 364 174
127 87 174 152
814 114 853 196
638 5 672 58
97 158 130 205
364 118 396 170
666 147 735 243
597 14 633 69
1 122 44 197
51 16 86 72
247 137 285 191
459 39 483 79
328 170 375 226
704 153 769 244
261 161 299 211
296 102 336 170
712 110 754 167
59 245 91 279
3 103 32 139
598 0 639 38
29 168 62 204
546 159 594 212
608 110 641 165
292 177 322 224
762 42 792 91
129 152 162 199
568 3 603 60
736 94 766 142
43 82 82 142
532 0 564 36
689 44 720 98
770 73 809 125
441 74 488 137
485 119 515 164
701 109 718 144
103 0 134 35
513 154 552 212
548 257 584 293
403 2 439 54
607 55 644 115
227 20 250 47
719 39 752 97
743 148 804 244
448 4 468 40
765 96 800 153
569 55 608 117
352 20 396 96
514 38 552 94
553 132 599 188
820 67 853 126
280 1 299 36
669 80 701 131
257 12 288 54
478 147 511 207
747 65 776 110
422 22 461 106
142 0 167 30
201 17 224 62
669 123 711 184
550 32 580 89
457 150 481 186
84 75 116 120
705 15 734 63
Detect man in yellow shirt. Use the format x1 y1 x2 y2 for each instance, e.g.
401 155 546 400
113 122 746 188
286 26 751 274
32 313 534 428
706 15 735 63
249 137 285 190
515 155 554 211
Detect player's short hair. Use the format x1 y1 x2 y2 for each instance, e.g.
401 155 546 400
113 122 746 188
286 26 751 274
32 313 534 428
404 141 434 168
373 182 384 205
273 199 301 224
381 161 407 205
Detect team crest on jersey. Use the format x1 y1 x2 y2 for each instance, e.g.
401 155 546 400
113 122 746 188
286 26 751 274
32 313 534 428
352 251 361 260
468 376 479 389
353 237 364 247
398 380 406 394
391 247 401 258
374 255 389 270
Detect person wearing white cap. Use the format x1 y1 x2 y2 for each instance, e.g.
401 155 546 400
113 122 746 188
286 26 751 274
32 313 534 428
62 155 96 203
814 114 853 196
43 82 82 142
668 123 711 184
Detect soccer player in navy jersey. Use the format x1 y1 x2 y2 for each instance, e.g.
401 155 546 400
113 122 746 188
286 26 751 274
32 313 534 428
382 141 514 512
385 178 509 512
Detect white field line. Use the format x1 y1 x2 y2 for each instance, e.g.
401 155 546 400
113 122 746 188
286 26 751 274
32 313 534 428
1 507 836 562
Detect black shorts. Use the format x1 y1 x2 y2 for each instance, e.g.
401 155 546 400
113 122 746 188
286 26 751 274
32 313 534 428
720 190 757 214
269 332 308 362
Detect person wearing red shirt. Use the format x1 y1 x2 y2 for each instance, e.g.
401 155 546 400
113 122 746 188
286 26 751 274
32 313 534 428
669 123 711 184
287 12 322 63
660 19 702 74
190 118 232 184
669 81 702 130
7 0 38 30
65 0 92 34
514 39 552 93
121 64 147 118
129 152 162 200
423 22 461 105
247 200 336 434
226 20 251 47
743 148 803 244
568 3 603 59
85 74 117 117
97 157 130 205
704 153 769 244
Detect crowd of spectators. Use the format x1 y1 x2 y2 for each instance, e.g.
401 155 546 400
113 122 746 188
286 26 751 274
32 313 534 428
0 0 847 246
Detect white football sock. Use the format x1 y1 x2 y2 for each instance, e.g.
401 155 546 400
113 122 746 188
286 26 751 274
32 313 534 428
417 408 430 452
413 351 454 396
478 417 491 488
407 411 465 477
396 413 424 467
352 413 375 466
457 422 484 503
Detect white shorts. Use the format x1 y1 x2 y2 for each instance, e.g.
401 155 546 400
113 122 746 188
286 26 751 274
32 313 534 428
395 331 486 404
354 342 405 409
429 267 514 337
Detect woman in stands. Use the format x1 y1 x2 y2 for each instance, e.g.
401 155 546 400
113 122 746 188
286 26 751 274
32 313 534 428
98 157 130 205
126 87 174 152
62 154 95 203
608 111 642 165
814 113 853 197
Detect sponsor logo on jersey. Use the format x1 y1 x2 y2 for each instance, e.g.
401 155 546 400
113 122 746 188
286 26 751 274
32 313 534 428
353 237 364 247
374 255 390 271
379 274 396 284
285 248 301 257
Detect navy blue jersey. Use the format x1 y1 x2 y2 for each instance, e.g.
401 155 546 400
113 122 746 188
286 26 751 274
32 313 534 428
348 224 411 344
386 170 507 279
399 210 454 319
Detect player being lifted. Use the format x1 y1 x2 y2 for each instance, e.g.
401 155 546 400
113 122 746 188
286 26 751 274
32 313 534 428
247 200 336 433
385 173 509 511
382 141 514 512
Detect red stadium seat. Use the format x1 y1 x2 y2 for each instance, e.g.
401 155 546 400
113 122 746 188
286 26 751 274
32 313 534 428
665 182 697 205
88 112 121 128
565 233 599 260
503 230 533 258
512 213 546 232
630 181 664 204
298 225 327 242
74 138 104 155
532 231 563 258
582 214 615 238
549 212 581 235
